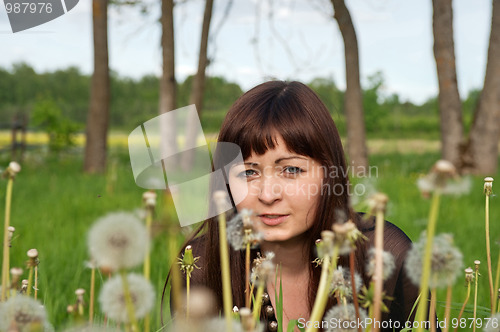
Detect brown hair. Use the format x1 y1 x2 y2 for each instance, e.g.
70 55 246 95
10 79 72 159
163 80 366 318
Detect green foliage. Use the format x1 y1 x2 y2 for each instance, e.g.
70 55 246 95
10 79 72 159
363 72 390 132
0 62 484 140
31 98 81 151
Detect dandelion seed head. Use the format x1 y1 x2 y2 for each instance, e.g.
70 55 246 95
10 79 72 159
143 190 157 208
366 248 396 281
405 233 463 288
213 191 231 213
251 252 275 286
324 304 368 332
0 295 48 331
27 249 38 259
485 177 494 196
142 190 157 202
99 273 155 323
181 286 217 320
332 220 366 256
88 212 150 271
367 192 389 214
465 267 474 282
227 209 263 251
330 266 363 300
417 160 469 196
434 160 456 175
7 161 21 175
10 267 23 277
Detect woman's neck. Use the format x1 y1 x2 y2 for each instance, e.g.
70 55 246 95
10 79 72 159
260 237 310 276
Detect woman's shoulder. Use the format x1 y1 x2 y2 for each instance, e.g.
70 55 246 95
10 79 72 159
356 212 414 262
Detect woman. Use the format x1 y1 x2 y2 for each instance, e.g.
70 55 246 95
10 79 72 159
171 81 422 331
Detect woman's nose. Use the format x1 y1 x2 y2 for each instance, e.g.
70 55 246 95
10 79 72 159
257 176 282 204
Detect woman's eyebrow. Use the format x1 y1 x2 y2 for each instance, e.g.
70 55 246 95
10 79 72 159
243 162 259 166
275 156 307 163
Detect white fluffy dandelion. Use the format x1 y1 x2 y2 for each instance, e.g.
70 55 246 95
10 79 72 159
99 273 155 323
0 295 48 331
330 266 363 300
365 248 396 281
405 233 463 289
250 252 275 286
324 303 368 332
87 212 150 271
227 209 263 251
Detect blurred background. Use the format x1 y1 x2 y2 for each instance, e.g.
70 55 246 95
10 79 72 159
0 0 499 328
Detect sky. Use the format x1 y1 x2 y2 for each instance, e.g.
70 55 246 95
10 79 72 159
0 0 493 104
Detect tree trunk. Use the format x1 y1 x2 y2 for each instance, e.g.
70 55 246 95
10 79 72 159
461 0 500 174
432 0 464 167
159 0 178 169
181 0 214 170
84 0 110 174
331 0 368 174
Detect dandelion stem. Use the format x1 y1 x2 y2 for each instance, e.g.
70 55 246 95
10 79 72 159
349 251 362 332
143 205 153 332
245 241 251 308
27 265 33 297
218 210 233 331
443 285 453 332
90 266 95 324
415 190 441 332
430 287 436 332
453 282 470 332
186 272 191 320
252 283 265 324
34 266 38 300
485 193 495 313
494 252 500 311
119 270 139 332
144 206 152 281
372 209 385 332
166 190 182 315
306 246 339 332
1 177 13 302
168 229 182 314
473 266 479 332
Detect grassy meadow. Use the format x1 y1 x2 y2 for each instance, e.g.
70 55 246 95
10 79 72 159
0 133 499 330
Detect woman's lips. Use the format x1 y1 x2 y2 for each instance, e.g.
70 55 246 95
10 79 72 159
258 214 289 226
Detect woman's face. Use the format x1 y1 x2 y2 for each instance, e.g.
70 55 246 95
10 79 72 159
228 135 325 243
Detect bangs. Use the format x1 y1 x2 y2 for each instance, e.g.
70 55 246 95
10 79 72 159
219 82 326 162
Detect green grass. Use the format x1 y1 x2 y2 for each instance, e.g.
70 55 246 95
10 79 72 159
0 147 499 329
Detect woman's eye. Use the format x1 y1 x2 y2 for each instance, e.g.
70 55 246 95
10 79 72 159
238 169 258 178
283 166 303 175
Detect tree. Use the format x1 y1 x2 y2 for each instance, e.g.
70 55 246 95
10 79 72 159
461 0 500 174
432 0 463 166
159 0 178 169
84 0 110 173
331 0 368 174
181 0 214 170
